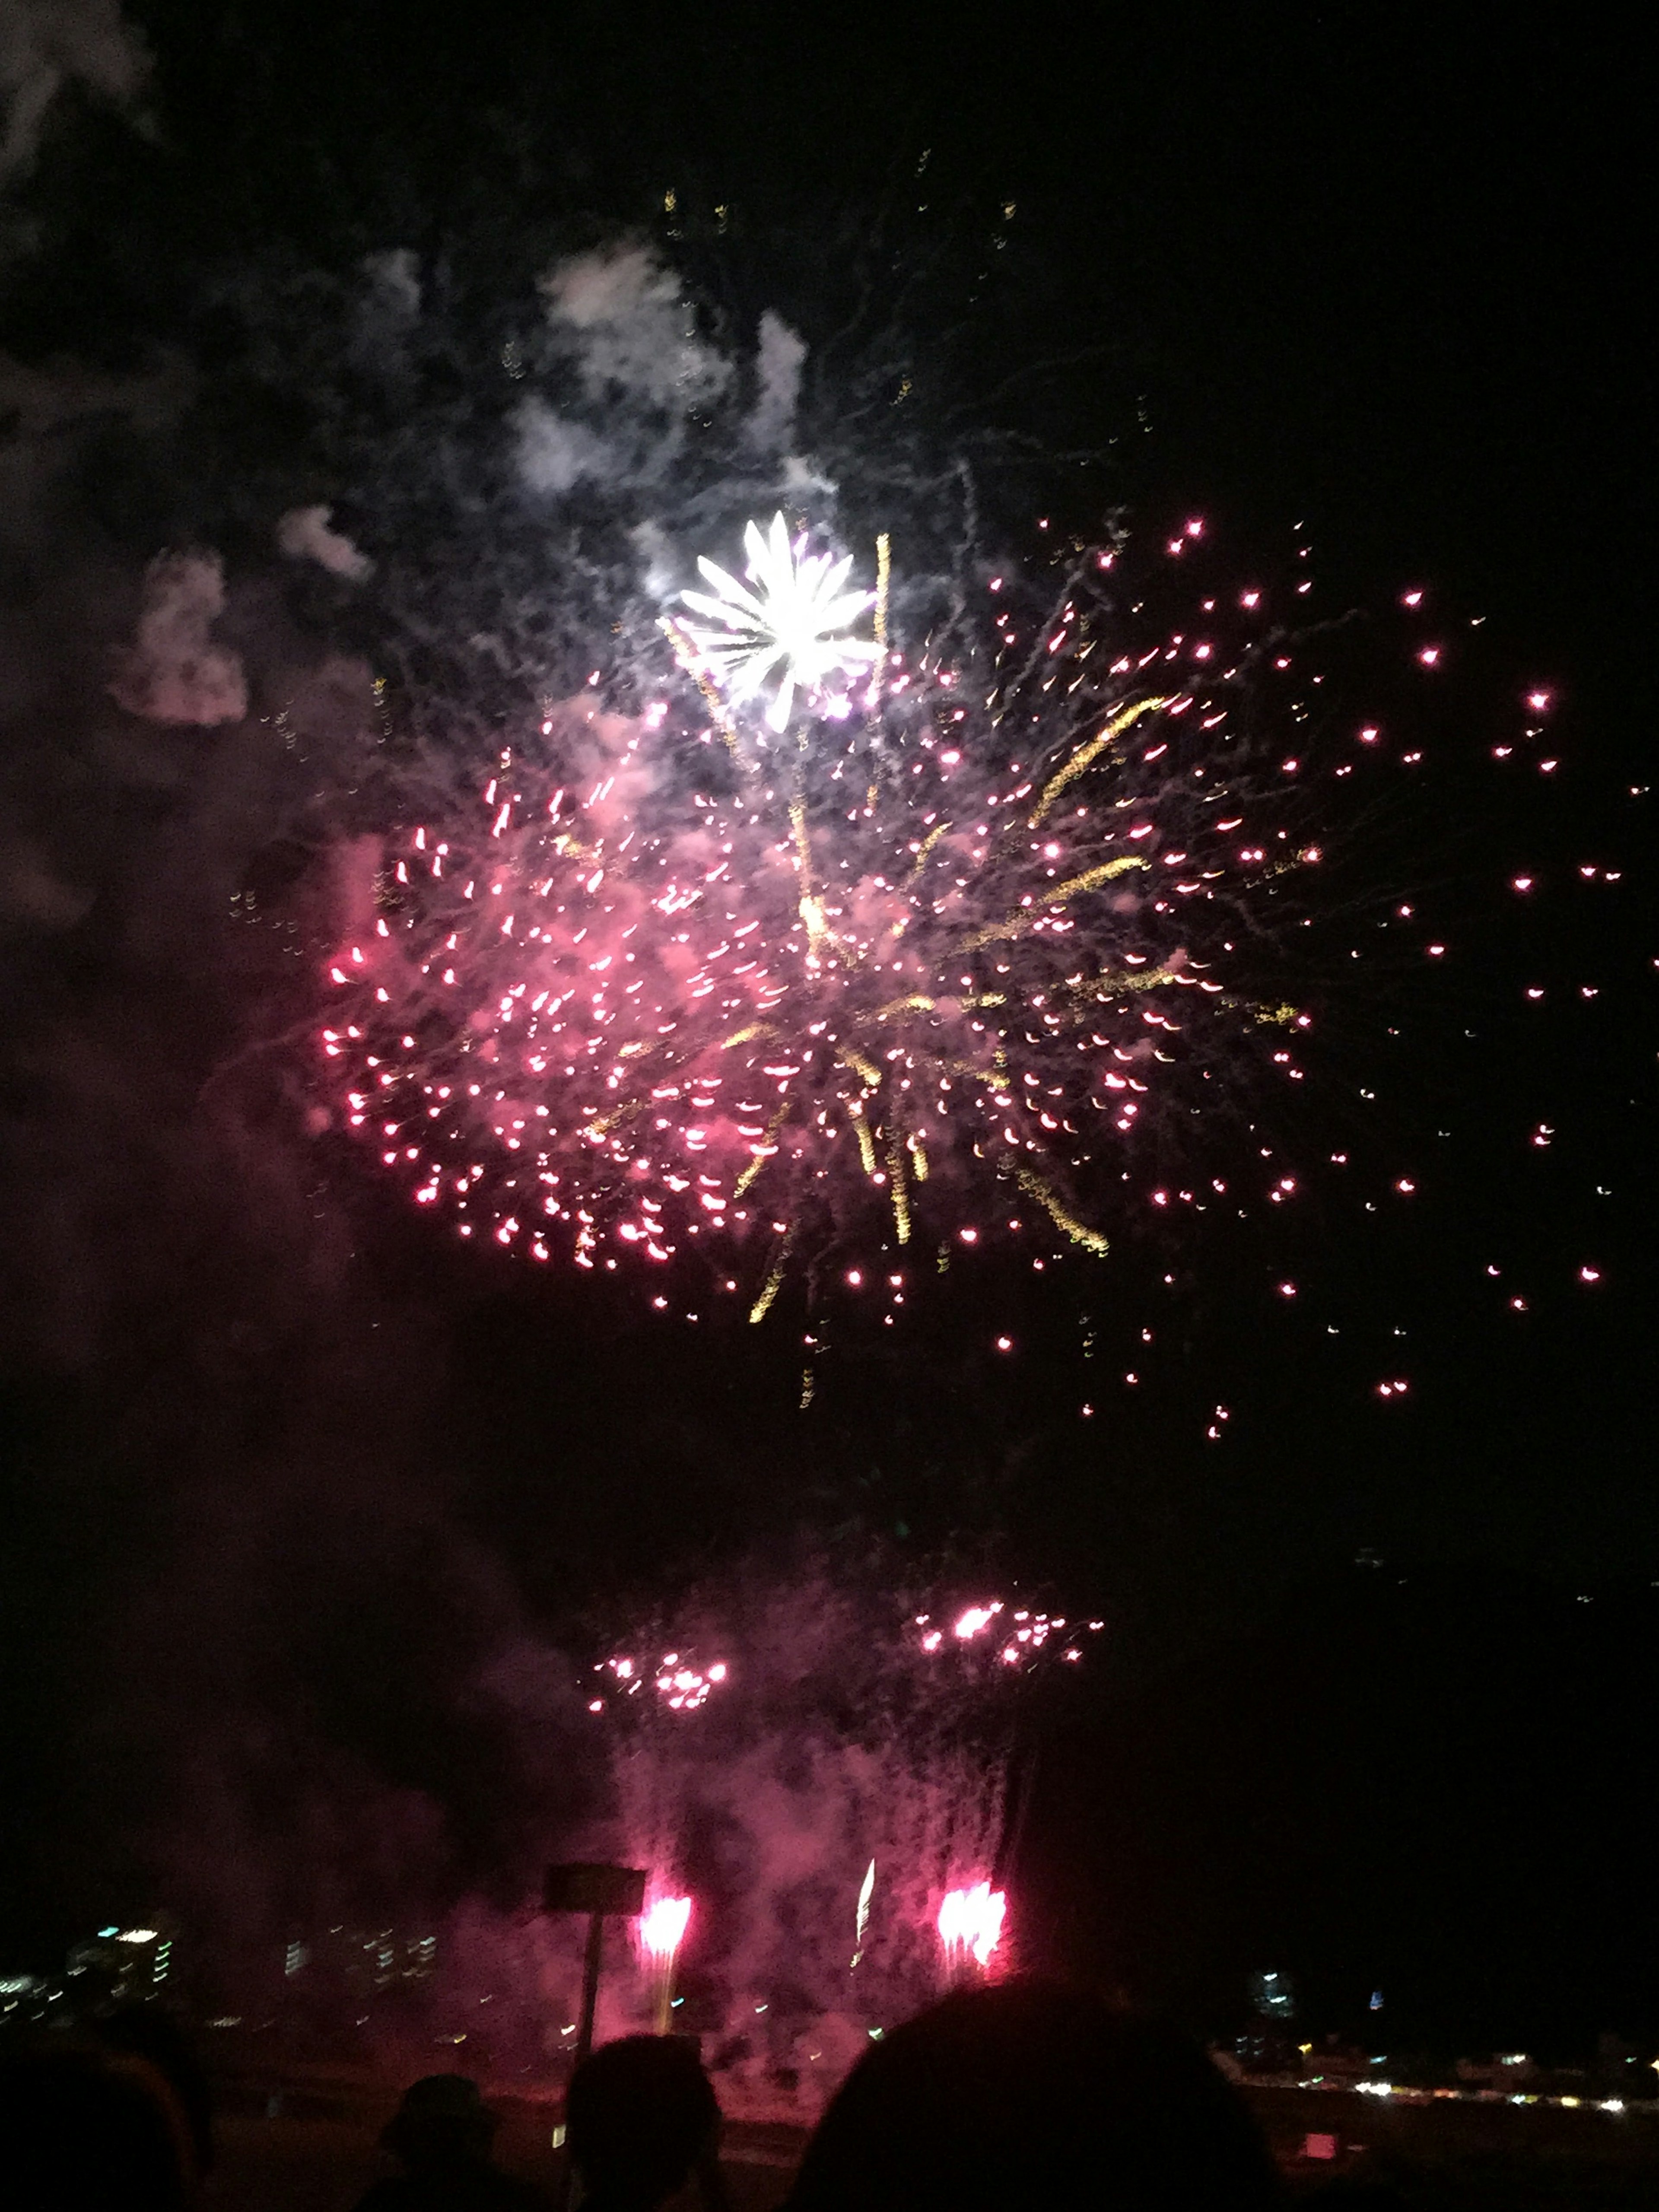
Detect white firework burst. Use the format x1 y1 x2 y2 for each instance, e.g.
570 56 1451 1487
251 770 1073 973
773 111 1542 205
674 511 880 731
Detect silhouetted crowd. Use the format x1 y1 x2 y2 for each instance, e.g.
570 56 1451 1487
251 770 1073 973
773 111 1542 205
0 1980 1395 2210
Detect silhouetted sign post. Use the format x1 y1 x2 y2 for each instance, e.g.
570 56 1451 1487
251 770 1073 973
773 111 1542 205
545 1865 647 2211
545 1862 647 2073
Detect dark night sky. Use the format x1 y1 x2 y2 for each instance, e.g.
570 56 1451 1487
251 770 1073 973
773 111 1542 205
0 4 1654 2045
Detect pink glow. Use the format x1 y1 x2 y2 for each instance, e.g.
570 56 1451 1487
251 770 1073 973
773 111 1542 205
640 1895 692 1958
938 1882 1007 1969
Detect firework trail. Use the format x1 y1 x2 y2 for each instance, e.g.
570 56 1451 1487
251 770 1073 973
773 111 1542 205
322 505 1320 1321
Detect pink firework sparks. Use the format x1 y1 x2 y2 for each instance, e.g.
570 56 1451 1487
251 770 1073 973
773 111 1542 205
912 1602 1102 1675
938 1881 1006 1969
589 1650 730 1715
319 518 1461 1317
639 1894 692 1959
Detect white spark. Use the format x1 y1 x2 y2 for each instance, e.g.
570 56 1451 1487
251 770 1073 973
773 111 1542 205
675 512 879 730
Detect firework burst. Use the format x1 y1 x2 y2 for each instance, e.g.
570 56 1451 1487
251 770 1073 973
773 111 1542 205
673 511 881 732
322 516 1320 1317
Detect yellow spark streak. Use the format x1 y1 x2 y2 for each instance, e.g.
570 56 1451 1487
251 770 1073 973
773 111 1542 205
853 1112 878 1178
1059 961 1182 1002
839 1046 883 1088
874 533 890 652
1030 695 1172 825
721 1020 775 1049
887 1135 911 1243
1014 1166 1110 1255
1043 853 1149 906
799 892 831 947
961 855 1147 951
734 1100 791 1196
583 1100 648 1140
660 616 741 753
748 1226 796 1323
906 819 952 881
907 1134 929 1181
789 800 846 959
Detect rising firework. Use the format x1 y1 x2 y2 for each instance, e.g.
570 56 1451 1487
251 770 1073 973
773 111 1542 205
639 1893 693 2032
322 511 1335 1322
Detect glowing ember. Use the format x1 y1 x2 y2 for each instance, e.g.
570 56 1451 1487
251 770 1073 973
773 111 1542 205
938 1881 1006 1970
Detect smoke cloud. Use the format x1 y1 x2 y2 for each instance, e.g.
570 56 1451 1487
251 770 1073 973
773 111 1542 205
512 395 612 495
750 309 807 451
277 504 373 582
540 243 731 410
108 550 247 726
0 0 151 178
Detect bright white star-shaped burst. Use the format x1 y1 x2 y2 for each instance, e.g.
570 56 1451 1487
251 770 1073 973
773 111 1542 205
675 512 880 731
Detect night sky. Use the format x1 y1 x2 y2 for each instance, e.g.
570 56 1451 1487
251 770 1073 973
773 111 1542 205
0 4 1654 2050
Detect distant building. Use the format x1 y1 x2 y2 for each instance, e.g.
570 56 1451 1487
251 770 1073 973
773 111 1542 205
1455 2052 1536 2091
66 1923 175 2004
280 1926 439 2002
1249 1968 1296 2021
0 1974 53 2023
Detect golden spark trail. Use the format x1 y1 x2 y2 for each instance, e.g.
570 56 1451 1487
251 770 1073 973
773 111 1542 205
1030 695 1173 824
962 855 1147 951
735 1100 791 1196
748 1227 797 1324
887 1134 912 1243
659 616 742 753
1014 1166 1111 1255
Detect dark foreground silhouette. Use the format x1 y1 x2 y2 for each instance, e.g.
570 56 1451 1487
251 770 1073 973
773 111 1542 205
353 2073 550 2212
785 1980 1284 2212
0 2042 198 2210
566 2033 726 2212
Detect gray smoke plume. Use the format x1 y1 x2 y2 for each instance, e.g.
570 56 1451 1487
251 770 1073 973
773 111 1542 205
0 0 151 180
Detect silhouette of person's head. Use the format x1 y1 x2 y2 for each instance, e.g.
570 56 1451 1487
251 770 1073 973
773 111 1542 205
566 2035 721 2212
0 2047 192 2210
97 2007 213 2180
381 2074 500 2171
785 1981 1281 2212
